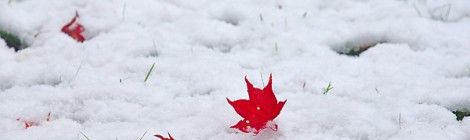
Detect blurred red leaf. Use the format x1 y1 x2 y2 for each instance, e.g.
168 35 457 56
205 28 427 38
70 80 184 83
227 74 286 135
17 112 51 129
154 132 174 140
61 12 85 42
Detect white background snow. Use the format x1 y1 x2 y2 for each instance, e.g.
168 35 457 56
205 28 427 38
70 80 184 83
1 0 470 139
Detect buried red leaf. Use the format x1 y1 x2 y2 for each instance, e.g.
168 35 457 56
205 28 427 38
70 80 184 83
17 112 51 129
227 74 286 134
61 12 85 42
154 132 174 140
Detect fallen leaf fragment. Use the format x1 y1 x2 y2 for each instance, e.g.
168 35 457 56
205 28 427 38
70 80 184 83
227 74 286 135
154 132 174 140
61 12 85 42
17 112 51 129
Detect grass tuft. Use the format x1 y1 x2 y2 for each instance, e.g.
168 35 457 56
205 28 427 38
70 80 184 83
452 110 470 121
323 82 333 95
0 29 23 51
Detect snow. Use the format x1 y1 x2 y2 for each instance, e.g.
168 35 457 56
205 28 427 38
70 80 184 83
1 0 470 139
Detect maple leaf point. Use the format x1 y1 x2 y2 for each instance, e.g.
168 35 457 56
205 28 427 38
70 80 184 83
154 132 175 140
61 11 85 42
227 74 286 135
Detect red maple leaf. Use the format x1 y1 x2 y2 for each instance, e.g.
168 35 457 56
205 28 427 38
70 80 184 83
154 132 174 140
17 112 51 129
227 74 286 134
61 12 85 42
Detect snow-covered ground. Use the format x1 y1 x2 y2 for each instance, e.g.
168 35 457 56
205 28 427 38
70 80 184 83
1 0 470 139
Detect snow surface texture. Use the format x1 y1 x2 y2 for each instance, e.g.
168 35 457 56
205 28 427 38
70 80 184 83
1 0 470 139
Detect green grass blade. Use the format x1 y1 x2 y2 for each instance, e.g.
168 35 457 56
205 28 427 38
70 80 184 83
139 131 147 140
80 131 90 140
144 63 155 83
